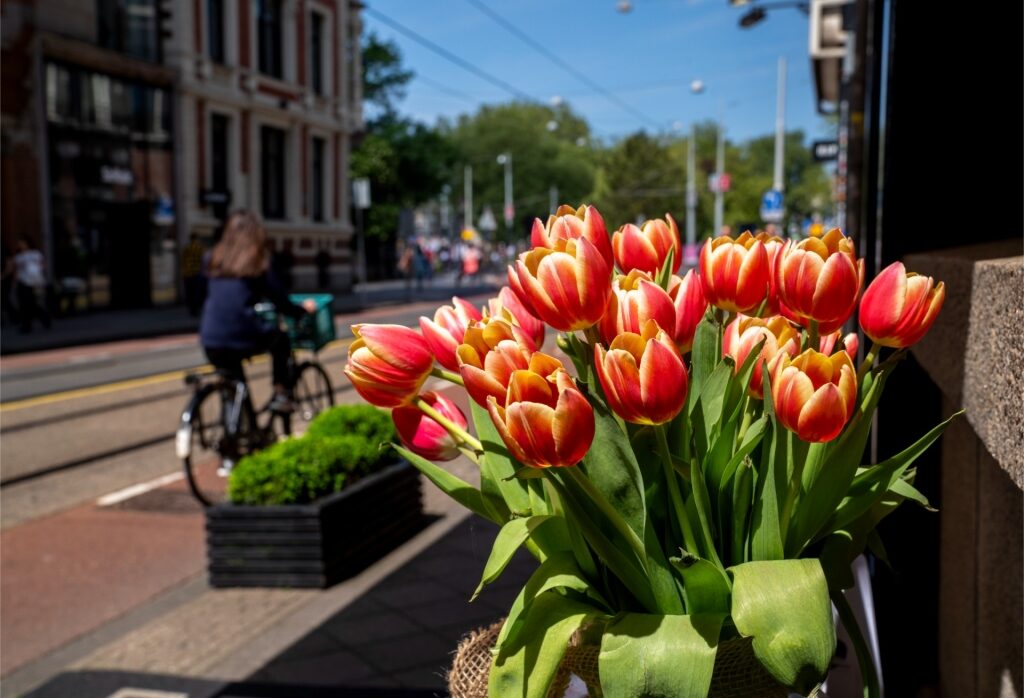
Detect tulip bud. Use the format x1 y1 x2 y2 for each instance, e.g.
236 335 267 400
699 231 771 313
667 269 709 353
598 269 676 344
859 262 945 348
485 286 545 350
775 228 864 329
531 204 613 267
612 214 682 275
344 324 434 408
723 315 800 398
457 317 561 408
418 297 483 371
594 321 689 425
391 391 467 461
487 369 594 468
509 237 612 332
770 348 858 443
818 330 859 359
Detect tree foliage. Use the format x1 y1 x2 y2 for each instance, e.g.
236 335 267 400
362 32 413 123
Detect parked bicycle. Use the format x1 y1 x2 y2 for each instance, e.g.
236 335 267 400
178 295 336 506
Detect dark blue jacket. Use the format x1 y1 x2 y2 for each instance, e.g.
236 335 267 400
199 269 304 351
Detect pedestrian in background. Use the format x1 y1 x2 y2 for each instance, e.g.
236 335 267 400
7 239 51 333
181 232 207 316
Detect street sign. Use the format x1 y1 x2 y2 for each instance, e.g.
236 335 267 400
152 194 175 225
352 178 371 209
478 206 497 232
708 173 732 194
812 140 840 162
760 189 784 223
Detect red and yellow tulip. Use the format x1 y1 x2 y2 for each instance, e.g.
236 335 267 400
818 330 859 359
699 231 771 313
486 368 594 468
612 214 682 276
594 321 689 425
344 324 434 408
774 228 864 329
418 297 483 371
530 204 613 267
456 317 560 408
723 314 800 398
598 269 676 344
667 269 708 353
859 262 945 349
391 391 468 461
485 286 546 350
770 348 858 443
509 237 612 332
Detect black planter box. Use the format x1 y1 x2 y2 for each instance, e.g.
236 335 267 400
205 460 425 588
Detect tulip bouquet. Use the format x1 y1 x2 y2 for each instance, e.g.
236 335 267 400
344 205 954 698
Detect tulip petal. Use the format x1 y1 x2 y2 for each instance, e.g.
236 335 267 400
639 337 687 424
507 402 558 468
859 262 907 336
552 386 595 466
796 384 849 443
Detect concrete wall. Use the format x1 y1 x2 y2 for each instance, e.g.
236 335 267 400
905 242 1023 698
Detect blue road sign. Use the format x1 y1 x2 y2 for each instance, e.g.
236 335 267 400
760 189 784 223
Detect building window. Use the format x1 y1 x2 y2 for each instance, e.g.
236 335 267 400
311 136 325 222
261 126 286 219
257 0 283 78
211 113 230 192
310 12 324 96
97 0 160 62
207 0 225 63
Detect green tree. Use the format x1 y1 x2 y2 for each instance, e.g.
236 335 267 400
590 132 686 232
441 102 597 239
362 32 413 124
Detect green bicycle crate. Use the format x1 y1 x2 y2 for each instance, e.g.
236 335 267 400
256 294 336 351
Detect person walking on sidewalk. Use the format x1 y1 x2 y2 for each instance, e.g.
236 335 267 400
199 211 313 413
6 239 51 333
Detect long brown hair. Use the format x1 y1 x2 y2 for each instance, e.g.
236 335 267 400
208 210 269 278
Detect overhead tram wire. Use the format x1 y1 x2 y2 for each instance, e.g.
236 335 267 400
463 0 665 132
415 74 481 105
363 6 533 102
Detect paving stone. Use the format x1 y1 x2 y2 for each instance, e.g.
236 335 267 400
259 648 376 685
323 610 424 646
354 633 454 675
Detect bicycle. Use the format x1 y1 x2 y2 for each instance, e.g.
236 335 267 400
177 296 336 506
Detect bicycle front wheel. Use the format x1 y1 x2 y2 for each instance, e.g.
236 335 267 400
293 360 335 427
179 383 242 506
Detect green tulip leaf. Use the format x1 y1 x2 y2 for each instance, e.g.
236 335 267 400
729 559 836 693
671 552 732 616
599 612 724 698
471 401 531 518
473 515 553 600
750 371 786 561
392 445 498 524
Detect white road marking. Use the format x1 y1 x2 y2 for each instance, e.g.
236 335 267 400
96 472 184 507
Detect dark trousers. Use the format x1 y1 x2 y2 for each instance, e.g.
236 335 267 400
204 329 293 391
16 283 50 332
184 275 206 316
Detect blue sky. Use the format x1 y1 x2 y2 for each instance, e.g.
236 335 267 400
363 0 830 143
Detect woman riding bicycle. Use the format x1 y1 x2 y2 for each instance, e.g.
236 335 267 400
199 210 313 413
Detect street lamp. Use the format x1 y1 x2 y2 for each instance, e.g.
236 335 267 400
497 153 514 238
684 80 704 261
731 1 809 28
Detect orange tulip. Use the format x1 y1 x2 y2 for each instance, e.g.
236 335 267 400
723 315 800 398
594 321 689 425
392 391 468 461
774 228 864 329
699 231 771 313
487 368 594 468
612 214 682 275
509 237 612 332
418 297 483 371
530 204 613 267
598 269 676 344
770 349 858 443
859 262 945 348
485 286 546 350
667 269 709 353
344 324 434 407
457 317 561 408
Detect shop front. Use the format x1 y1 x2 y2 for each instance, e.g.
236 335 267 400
45 60 177 310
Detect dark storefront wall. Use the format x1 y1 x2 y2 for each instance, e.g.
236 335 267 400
45 61 176 310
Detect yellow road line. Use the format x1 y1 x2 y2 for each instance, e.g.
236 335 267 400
0 338 351 412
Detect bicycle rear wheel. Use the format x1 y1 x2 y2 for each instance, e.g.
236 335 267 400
179 382 252 506
292 360 335 427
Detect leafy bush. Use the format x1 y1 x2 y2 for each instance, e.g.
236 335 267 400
305 404 394 447
228 406 396 505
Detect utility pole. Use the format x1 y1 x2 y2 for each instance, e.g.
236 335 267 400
549 184 559 216
463 165 473 232
773 56 786 192
497 153 513 238
713 102 725 236
685 124 697 251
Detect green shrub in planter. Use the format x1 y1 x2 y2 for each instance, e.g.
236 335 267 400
305 403 394 447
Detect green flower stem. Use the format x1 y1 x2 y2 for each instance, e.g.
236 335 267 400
430 366 464 386
856 341 882 385
563 465 649 572
832 586 881 698
414 397 483 453
656 425 701 556
456 446 480 464
805 319 820 352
